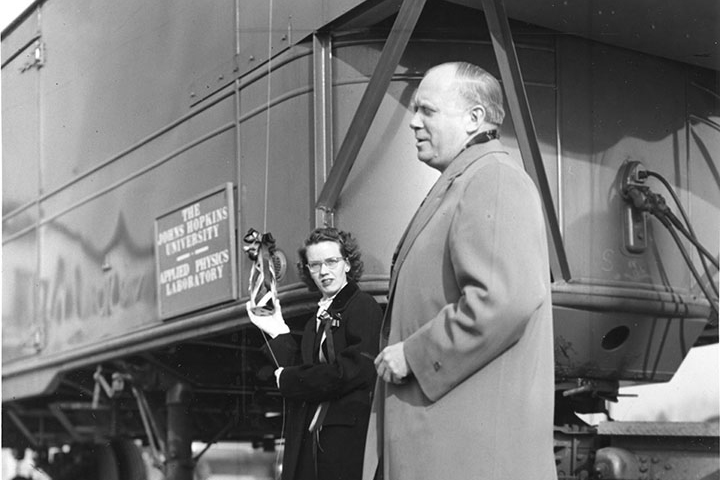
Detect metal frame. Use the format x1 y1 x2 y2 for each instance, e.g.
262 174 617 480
313 0 570 281
481 0 572 281
6 409 40 448
313 33 335 227
315 0 428 217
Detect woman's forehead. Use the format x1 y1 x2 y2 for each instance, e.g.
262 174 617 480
306 241 342 259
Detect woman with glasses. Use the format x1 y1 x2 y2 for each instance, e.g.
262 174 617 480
247 227 382 480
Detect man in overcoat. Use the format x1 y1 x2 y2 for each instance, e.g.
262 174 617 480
363 62 558 480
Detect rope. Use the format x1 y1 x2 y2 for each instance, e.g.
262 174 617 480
263 0 274 233
262 6 286 475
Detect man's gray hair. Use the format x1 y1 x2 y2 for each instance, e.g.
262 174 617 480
446 62 506 126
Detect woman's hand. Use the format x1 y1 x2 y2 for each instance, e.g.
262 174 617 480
246 293 289 338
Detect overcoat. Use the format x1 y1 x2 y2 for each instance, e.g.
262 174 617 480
268 280 382 480
363 140 557 480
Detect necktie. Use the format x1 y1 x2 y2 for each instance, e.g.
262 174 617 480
308 311 335 462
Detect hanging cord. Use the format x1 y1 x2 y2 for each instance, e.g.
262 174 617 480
262 6 287 475
235 2 285 473
622 173 718 318
243 229 282 369
259 329 281 370
243 226 286 477
263 0 274 233
646 170 719 295
654 212 719 319
273 396 286 478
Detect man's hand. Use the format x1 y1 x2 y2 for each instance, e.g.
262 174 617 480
375 342 410 384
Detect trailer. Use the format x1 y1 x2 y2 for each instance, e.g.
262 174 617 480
2 0 718 479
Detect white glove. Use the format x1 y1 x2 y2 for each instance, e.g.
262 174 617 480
246 291 289 338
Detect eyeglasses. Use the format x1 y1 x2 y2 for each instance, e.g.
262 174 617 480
306 256 345 273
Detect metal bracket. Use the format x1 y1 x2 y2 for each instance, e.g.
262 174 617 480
619 161 649 254
20 40 45 72
92 365 131 408
562 378 630 403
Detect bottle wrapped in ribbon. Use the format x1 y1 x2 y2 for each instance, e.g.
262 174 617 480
243 229 289 338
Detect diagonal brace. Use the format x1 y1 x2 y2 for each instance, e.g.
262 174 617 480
481 0 572 281
315 0 427 215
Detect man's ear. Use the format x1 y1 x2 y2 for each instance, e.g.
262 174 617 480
466 105 486 133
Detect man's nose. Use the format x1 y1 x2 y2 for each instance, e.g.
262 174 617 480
409 111 422 130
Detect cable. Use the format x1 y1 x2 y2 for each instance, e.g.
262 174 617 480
263 0 274 233
276 397 286 480
646 170 719 286
663 210 720 272
258 329 285 480
644 191 720 271
655 213 719 319
260 330 281 369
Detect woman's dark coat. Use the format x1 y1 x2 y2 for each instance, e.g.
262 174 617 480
266 280 382 480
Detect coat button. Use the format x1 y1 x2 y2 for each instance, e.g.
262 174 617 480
433 361 442 371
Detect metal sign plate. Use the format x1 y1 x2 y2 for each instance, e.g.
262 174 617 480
155 183 237 320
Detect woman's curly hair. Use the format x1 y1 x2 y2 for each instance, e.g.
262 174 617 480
296 227 364 291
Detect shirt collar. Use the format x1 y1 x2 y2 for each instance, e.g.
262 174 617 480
317 280 348 311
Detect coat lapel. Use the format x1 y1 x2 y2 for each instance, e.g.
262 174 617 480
384 141 507 327
302 281 359 362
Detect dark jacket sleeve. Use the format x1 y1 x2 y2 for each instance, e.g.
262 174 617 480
262 333 301 367
278 291 383 404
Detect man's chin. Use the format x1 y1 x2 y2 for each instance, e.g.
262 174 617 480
417 154 449 172
416 150 433 164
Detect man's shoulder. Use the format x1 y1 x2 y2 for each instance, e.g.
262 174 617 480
472 152 524 176
464 150 541 198
456 140 513 172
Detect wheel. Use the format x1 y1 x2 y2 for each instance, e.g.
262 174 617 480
112 439 148 480
91 443 121 480
42 443 120 480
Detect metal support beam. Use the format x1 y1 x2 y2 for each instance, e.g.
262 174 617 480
6 409 39 448
165 383 194 480
132 385 166 469
481 0 572 281
315 0 427 215
48 404 82 443
313 33 335 227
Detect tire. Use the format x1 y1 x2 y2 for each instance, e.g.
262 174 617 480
44 443 120 480
112 439 148 480
91 443 121 480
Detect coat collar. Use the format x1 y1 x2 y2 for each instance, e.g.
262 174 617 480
386 139 507 306
441 138 505 182
326 280 360 315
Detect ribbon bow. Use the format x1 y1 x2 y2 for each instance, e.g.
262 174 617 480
318 310 341 330
242 228 276 260
243 228 278 315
